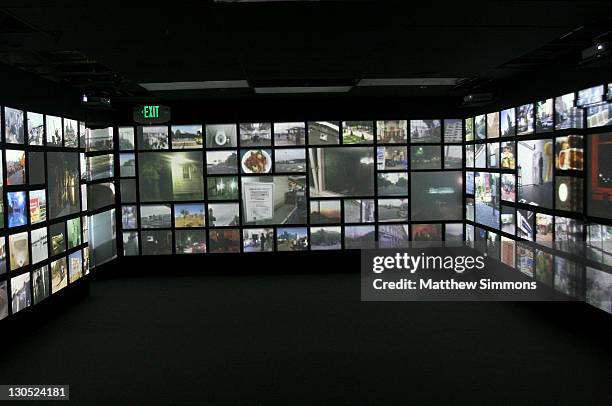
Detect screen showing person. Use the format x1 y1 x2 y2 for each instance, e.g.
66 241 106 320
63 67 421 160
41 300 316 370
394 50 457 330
5 107 25 144
342 121 374 144
27 111 45 145
475 172 500 229
47 152 80 219
171 125 203 149
46 115 62 146
500 142 515 169
517 139 553 208
411 171 462 221
239 123 271 147
138 152 204 202
308 147 374 197
501 174 516 202
377 120 407 144
501 205 515 235
274 122 305 146
243 228 274 252
377 146 408 170
276 227 308 251
241 176 306 225
7 191 27 227
343 199 375 223
411 120 441 143
6 149 26 185
206 124 237 148
32 266 50 304
137 126 168 150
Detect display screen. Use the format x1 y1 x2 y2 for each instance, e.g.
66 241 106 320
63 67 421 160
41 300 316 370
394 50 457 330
588 133 612 219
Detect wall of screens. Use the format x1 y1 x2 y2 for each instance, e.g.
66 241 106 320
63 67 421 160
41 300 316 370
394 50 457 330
0 105 117 324
118 119 464 255
464 82 612 314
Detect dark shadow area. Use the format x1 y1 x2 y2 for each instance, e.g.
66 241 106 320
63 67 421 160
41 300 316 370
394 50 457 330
0 254 610 405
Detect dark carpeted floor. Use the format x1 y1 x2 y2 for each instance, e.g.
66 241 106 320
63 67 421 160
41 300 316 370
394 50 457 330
0 273 611 405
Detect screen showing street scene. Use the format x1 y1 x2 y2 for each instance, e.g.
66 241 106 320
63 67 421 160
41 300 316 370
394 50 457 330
206 150 238 175
274 122 305 146
475 172 500 229
240 123 271 147
171 125 203 149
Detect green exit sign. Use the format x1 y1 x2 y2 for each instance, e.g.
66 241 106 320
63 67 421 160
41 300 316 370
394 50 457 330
133 104 171 124
143 105 160 118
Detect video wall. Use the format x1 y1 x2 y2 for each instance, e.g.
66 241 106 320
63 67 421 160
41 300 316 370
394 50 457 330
0 107 116 324
118 120 464 255
464 82 612 314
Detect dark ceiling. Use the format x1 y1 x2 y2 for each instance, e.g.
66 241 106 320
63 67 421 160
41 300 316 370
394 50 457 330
0 0 611 111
